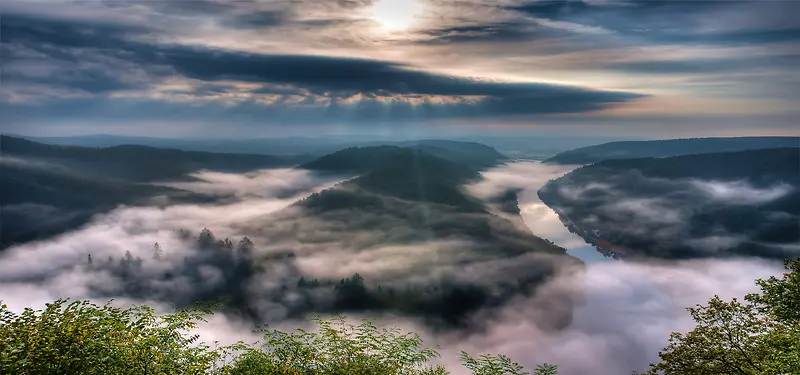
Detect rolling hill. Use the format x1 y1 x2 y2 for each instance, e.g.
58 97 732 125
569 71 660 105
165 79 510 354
226 146 582 326
0 136 303 249
538 147 800 259
543 136 799 165
1 135 309 182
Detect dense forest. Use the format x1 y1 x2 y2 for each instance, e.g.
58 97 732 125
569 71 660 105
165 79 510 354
538 147 800 259
0 135 296 248
0 137 508 249
1 135 307 182
3 259 797 374
3 139 579 327
254 146 577 326
83 227 570 329
543 136 799 165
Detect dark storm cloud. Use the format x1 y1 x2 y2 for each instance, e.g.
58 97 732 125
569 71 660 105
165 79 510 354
153 49 637 102
130 0 239 16
0 13 150 49
2 12 644 123
222 10 289 29
508 0 800 44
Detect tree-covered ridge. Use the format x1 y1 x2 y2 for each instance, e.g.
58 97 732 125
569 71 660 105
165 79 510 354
542 136 799 165
301 146 482 179
0 135 302 249
585 147 800 185
293 144 568 257
3 259 798 374
1 135 307 183
0 158 201 249
538 148 799 259
278 145 578 326
393 140 508 169
83 227 572 329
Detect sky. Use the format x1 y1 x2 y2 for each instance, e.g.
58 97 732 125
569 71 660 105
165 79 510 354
1 0 798 138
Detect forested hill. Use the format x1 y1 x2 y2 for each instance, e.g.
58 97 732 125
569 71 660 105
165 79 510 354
225 146 580 326
0 136 303 249
585 147 800 185
543 136 799 165
538 147 800 260
1 135 309 182
390 140 508 169
301 146 485 211
301 143 503 175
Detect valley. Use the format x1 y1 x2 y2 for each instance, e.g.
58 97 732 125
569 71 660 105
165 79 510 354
2 135 797 375
0 137 582 329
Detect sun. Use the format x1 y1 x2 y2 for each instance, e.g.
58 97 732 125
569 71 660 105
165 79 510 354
368 0 423 31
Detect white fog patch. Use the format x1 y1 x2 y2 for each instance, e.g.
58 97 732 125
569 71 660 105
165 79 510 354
467 161 588 248
458 161 786 374
691 179 793 205
602 198 685 224
158 168 345 199
0 155 65 170
426 258 783 375
686 235 748 252
467 162 578 201
294 239 475 282
0 168 343 313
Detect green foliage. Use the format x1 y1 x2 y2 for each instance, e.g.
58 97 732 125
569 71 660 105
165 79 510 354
225 315 447 375
640 259 800 375
459 351 558 375
0 299 221 375
1 299 557 375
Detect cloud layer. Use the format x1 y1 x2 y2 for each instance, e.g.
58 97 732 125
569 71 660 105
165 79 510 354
2 0 798 136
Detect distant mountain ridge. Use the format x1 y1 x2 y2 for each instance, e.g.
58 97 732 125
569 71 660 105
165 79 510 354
19 134 509 163
0 135 305 249
1 135 308 182
543 136 799 165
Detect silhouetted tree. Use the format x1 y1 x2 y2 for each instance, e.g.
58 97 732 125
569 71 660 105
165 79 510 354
236 237 254 258
197 228 217 249
152 242 163 260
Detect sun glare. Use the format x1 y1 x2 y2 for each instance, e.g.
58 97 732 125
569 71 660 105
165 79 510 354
368 0 423 31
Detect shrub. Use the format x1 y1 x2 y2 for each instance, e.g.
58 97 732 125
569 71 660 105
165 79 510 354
0 299 557 375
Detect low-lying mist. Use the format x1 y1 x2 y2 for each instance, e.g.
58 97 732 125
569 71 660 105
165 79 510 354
0 162 787 375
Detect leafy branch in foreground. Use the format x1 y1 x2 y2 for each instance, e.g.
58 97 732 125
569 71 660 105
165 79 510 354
0 299 221 375
0 299 556 375
637 259 800 375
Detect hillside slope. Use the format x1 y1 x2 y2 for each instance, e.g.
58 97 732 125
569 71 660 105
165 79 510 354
543 136 799 165
223 147 582 326
538 147 800 259
0 136 298 248
1 135 308 182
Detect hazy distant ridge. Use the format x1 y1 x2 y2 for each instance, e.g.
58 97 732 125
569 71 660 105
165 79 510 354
543 136 799 165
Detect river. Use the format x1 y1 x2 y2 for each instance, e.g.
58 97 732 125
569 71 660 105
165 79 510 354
477 160 612 263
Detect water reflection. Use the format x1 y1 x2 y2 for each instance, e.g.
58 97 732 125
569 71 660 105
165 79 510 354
474 160 613 263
